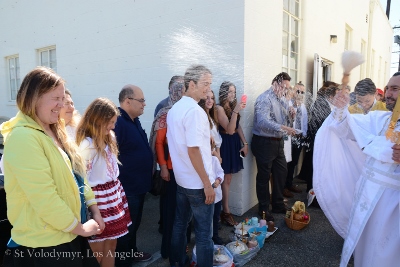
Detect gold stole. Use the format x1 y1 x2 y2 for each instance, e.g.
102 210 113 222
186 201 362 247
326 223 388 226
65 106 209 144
385 97 400 144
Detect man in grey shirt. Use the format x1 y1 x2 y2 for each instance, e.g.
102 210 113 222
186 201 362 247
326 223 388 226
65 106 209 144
251 72 297 221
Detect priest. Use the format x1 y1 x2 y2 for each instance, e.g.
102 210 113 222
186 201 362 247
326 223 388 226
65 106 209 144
313 72 400 267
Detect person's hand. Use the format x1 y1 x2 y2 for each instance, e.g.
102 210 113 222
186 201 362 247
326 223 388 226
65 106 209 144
282 126 297 136
332 90 350 108
239 144 248 157
213 179 221 188
160 165 170 181
91 212 105 234
72 219 101 237
392 144 400 163
289 106 296 119
234 100 246 113
204 185 215 205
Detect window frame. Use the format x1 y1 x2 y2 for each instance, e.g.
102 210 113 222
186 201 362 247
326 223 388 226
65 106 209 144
282 0 300 82
344 25 352 51
5 54 21 102
37 45 57 72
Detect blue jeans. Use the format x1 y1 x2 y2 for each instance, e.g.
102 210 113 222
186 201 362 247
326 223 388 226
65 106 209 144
115 193 146 267
170 185 214 267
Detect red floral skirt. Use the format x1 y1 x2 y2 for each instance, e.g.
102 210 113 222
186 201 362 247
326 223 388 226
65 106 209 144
89 179 131 242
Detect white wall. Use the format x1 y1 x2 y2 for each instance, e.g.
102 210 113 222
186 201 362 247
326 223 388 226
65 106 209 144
0 0 246 131
301 0 392 91
227 0 284 215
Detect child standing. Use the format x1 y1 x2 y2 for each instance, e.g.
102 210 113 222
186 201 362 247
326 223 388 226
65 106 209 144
211 146 224 245
76 98 131 267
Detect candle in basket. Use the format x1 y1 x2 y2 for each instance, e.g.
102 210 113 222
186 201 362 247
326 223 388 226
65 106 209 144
259 211 266 227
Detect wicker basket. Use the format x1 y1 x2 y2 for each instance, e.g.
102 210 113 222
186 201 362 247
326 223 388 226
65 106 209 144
285 211 310 230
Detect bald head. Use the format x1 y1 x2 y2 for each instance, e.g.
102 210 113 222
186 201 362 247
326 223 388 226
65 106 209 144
119 84 146 119
119 84 141 103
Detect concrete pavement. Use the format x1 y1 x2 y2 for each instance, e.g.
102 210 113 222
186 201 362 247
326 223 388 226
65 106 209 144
132 178 350 267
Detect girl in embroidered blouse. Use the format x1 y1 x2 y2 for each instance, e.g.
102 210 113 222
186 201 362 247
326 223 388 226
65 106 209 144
76 98 131 267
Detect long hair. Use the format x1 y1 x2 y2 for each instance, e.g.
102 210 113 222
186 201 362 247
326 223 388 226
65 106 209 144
198 90 219 129
218 81 240 121
16 66 86 176
76 98 120 160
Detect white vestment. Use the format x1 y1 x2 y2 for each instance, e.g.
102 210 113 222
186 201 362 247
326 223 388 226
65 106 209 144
314 109 400 267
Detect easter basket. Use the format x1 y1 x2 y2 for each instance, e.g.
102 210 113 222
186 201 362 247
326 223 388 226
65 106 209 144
285 211 310 230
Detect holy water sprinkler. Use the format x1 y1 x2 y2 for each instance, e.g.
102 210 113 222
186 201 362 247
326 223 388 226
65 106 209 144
341 51 364 90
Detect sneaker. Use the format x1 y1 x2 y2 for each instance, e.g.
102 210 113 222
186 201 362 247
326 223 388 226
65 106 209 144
134 252 152 262
212 236 224 245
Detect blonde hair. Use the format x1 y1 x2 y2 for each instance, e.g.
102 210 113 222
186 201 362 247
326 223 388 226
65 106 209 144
76 98 120 159
16 66 86 176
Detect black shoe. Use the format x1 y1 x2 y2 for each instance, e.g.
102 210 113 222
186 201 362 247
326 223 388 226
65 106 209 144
134 252 152 262
271 206 289 214
158 226 163 234
258 210 274 221
212 236 224 245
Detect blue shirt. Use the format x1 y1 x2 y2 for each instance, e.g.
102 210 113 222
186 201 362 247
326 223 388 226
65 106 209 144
114 107 153 195
252 88 290 138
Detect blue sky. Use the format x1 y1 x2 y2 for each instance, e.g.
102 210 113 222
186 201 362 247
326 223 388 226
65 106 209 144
380 0 400 75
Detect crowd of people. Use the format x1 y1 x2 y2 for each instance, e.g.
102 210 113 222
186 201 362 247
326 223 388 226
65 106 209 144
0 64 399 267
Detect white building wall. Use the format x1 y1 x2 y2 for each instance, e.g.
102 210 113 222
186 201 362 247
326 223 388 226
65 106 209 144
229 0 283 215
0 0 246 131
301 0 392 91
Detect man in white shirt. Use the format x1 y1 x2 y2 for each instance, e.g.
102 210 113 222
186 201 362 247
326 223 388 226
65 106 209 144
314 72 400 267
167 65 215 267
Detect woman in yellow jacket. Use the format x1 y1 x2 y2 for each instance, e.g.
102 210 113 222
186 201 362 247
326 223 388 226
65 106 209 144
0 67 104 267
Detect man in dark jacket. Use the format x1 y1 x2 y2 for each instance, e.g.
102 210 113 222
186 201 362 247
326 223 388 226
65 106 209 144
114 85 153 266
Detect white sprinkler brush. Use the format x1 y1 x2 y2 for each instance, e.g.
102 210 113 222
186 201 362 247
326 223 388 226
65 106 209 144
341 51 365 89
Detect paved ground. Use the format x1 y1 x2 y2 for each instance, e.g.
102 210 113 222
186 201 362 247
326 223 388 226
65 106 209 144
132 178 351 267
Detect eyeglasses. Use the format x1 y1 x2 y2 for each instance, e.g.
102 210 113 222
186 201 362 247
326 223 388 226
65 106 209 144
128 97 146 103
297 90 305 95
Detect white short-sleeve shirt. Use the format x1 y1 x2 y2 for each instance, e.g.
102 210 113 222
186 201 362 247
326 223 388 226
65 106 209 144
167 96 215 189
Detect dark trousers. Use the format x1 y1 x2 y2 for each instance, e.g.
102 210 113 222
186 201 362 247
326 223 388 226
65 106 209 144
298 141 314 192
161 170 191 264
213 201 222 239
251 134 287 212
115 193 146 267
285 144 303 188
3 236 99 267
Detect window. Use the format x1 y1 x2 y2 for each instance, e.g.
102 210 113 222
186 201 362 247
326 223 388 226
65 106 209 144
282 0 300 82
384 61 387 85
360 40 366 79
378 56 382 87
38 46 57 72
6 55 21 101
370 49 375 80
344 25 352 51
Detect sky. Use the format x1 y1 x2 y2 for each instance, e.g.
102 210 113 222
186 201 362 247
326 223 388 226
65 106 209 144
380 0 400 75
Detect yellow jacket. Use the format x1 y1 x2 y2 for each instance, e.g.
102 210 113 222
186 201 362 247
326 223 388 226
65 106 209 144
0 112 96 248
348 100 388 114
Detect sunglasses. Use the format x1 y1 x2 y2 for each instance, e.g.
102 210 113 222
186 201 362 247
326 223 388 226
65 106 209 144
297 90 305 95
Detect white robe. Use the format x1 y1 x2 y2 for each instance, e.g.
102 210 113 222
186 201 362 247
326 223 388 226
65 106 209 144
314 109 400 267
